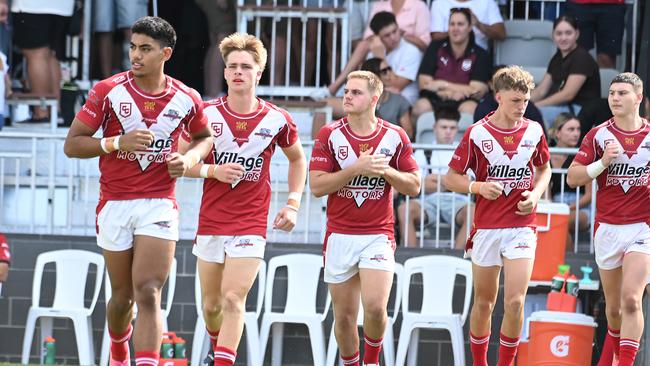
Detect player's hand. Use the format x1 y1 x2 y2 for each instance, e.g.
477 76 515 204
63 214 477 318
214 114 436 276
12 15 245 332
214 163 246 184
166 152 195 178
516 190 540 215
601 141 621 167
354 148 390 176
478 181 503 200
120 129 155 152
273 206 297 232
0 3 7 24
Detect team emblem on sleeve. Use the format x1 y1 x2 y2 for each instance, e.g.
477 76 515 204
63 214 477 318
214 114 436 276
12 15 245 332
338 146 349 160
481 140 493 153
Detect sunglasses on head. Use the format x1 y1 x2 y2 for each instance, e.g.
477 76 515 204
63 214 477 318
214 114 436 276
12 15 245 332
450 7 471 16
379 66 392 75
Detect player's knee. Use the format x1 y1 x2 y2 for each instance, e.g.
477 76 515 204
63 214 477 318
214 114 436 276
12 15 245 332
605 303 622 321
473 295 495 314
202 300 223 320
621 292 642 314
334 311 358 330
503 296 524 316
363 302 387 323
108 293 134 314
134 283 162 309
221 291 245 314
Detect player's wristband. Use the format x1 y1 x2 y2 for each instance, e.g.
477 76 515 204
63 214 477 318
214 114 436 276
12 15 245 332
100 137 118 153
185 150 201 167
586 160 606 179
113 136 120 151
288 192 302 205
199 164 210 178
469 181 482 194
285 204 299 212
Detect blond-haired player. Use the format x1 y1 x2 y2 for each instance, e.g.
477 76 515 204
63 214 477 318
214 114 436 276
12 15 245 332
310 71 420 366
180 33 306 366
444 66 551 366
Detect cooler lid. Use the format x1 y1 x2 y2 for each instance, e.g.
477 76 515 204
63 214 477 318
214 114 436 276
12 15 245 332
536 202 570 215
529 310 596 327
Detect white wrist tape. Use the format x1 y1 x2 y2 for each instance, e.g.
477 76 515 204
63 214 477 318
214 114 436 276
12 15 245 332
100 138 110 153
287 192 302 204
285 204 299 212
199 164 210 178
586 160 606 179
113 136 120 151
468 181 475 194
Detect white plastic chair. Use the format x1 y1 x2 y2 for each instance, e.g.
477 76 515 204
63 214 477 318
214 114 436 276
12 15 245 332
599 68 619 98
524 66 547 86
495 20 555 68
395 255 472 366
325 263 404 366
99 258 177 366
21 250 105 365
259 254 331 366
191 260 266 366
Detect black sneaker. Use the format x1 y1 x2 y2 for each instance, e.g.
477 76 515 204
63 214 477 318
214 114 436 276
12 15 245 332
203 347 214 366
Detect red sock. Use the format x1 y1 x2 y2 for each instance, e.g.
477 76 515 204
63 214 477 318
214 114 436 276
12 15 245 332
363 333 383 364
108 324 132 362
134 351 159 366
598 326 620 365
207 329 219 352
214 346 236 366
497 333 519 366
470 332 490 366
618 339 639 366
341 351 360 366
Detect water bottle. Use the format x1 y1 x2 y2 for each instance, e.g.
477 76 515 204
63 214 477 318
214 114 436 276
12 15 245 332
160 337 174 359
551 273 566 292
566 275 580 297
43 336 56 364
173 337 186 359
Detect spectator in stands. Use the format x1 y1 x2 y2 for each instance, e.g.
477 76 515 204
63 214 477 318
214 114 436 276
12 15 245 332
0 234 9 284
195 0 235 99
7 0 74 122
565 0 626 69
547 113 591 248
475 65 547 136
315 57 413 137
413 7 490 124
531 14 600 129
315 0 430 99
94 0 149 79
397 107 473 248
0 50 10 130
430 0 506 51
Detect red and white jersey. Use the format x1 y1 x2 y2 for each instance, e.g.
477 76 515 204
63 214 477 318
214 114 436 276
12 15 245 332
76 71 208 201
310 118 419 237
0 234 9 264
574 118 650 225
449 114 550 229
197 97 299 237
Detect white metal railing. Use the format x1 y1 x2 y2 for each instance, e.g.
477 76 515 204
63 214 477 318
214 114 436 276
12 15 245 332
237 0 351 97
0 132 596 252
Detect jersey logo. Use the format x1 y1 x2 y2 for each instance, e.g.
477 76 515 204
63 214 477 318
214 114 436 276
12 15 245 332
143 101 156 111
236 121 247 130
338 146 348 160
163 109 182 121
461 59 472 71
359 143 370 152
481 140 493 153
119 102 132 118
254 128 273 139
211 122 223 137
379 147 393 157
504 136 514 144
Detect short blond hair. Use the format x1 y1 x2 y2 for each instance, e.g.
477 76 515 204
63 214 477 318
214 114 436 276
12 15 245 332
347 70 383 97
492 65 535 94
219 33 268 71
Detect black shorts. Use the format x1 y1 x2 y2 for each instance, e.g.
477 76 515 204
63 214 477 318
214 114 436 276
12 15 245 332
566 2 625 58
420 89 463 111
13 12 70 58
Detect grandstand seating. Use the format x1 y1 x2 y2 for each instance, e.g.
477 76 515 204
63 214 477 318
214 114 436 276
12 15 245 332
495 20 555 68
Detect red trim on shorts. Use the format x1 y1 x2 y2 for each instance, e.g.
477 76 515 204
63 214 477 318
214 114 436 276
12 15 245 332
322 231 333 267
95 199 108 235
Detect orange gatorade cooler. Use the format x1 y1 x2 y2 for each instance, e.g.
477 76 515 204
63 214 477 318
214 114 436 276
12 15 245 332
533 203 570 281
516 340 529 366
528 311 596 365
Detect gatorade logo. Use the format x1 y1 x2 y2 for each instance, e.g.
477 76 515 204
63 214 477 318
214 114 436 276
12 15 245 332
550 335 570 357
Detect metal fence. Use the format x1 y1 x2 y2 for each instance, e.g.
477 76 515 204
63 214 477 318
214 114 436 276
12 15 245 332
0 132 596 253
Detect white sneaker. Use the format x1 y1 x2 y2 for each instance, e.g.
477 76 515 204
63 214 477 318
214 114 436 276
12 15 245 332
309 86 332 101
